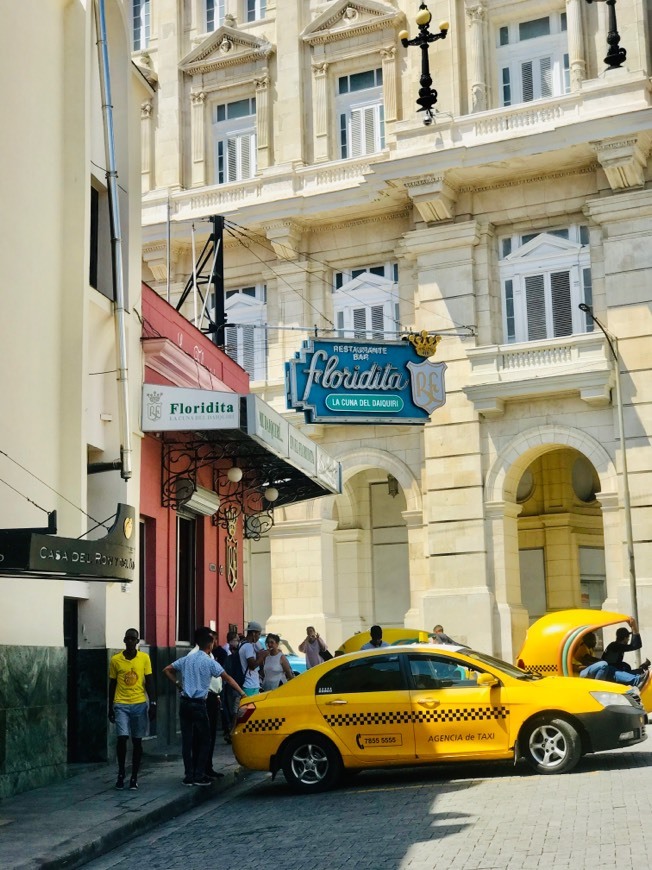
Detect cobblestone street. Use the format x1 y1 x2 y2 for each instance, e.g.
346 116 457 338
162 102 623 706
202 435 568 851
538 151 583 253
85 741 652 870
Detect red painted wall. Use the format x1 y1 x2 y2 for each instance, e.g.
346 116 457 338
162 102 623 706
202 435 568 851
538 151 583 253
140 284 247 647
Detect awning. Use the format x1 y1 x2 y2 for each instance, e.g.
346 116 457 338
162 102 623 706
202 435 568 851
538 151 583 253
142 386 341 513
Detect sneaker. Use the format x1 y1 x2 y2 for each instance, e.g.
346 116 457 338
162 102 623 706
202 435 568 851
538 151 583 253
182 776 194 787
205 770 224 779
193 777 212 787
129 777 138 790
115 775 125 790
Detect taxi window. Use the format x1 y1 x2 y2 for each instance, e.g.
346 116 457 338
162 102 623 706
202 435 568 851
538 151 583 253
408 654 479 689
316 655 405 695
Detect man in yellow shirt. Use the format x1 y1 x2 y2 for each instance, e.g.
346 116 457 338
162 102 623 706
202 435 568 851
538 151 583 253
108 628 156 790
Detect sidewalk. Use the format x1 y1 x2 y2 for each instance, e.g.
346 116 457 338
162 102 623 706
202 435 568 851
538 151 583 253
0 742 246 870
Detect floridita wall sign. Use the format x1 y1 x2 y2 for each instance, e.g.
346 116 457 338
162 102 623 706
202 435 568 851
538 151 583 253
142 386 239 431
285 334 447 425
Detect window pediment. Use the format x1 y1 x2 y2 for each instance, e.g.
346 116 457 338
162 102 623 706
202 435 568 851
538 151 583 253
338 272 395 296
504 232 582 262
180 26 274 75
302 0 403 46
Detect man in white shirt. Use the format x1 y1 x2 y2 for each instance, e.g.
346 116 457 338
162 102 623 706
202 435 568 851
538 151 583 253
239 621 269 696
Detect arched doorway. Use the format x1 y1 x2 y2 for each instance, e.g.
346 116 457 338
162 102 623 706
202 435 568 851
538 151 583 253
485 425 618 660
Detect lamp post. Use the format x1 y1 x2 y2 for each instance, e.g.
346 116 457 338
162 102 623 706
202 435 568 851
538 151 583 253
579 304 639 650
399 3 449 125
585 0 626 69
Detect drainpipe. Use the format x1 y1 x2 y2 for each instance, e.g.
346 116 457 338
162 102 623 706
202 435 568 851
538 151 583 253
93 0 132 480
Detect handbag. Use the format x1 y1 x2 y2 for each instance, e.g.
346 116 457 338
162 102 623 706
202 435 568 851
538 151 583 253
321 649 333 661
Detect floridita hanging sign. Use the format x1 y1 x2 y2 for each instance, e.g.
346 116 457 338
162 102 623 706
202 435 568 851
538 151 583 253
285 334 447 425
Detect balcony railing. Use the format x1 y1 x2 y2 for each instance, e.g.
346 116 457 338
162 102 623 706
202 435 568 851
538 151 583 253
463 332 615 418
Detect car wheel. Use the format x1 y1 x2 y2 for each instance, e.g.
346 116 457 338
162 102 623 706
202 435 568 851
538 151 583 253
282 733 342 793
522 717 582 774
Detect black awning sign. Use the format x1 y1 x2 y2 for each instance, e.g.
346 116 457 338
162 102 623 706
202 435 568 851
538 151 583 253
0 503 136 582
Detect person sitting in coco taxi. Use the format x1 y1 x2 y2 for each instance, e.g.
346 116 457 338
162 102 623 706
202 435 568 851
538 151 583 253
579 618 651 689
572 632 601 675
361 625 389 650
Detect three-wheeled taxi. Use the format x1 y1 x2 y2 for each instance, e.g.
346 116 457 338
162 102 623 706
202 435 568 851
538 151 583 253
516 609 652 712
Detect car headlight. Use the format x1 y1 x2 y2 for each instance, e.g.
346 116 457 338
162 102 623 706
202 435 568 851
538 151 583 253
590 691 634 708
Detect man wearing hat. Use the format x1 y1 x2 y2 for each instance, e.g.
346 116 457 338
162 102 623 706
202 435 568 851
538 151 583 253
602 618 649 673
239 621 269 697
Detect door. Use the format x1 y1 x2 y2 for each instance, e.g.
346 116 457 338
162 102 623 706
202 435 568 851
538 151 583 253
63 598 79 762
315 653 415 763
407 652 511 760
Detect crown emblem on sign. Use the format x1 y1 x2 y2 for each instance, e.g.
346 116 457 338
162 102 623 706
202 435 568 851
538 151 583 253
407 331 441 358
147 391 162 403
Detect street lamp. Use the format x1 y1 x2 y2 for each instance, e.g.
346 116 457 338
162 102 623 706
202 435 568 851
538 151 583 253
579 304 639 655
585 0 626 69
399 3 449 125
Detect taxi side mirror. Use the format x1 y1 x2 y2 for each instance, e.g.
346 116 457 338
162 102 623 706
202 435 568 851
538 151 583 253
477 673 499 688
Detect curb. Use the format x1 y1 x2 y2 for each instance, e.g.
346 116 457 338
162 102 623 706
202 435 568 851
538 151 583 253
20 767 250 870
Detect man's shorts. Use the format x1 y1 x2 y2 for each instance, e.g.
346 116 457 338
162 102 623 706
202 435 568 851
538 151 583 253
114 701 149 738
243 687 260 697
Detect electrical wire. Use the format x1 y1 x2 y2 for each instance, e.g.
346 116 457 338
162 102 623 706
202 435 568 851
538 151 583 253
225 218 476 336
0 449 110 529
0 476 51 516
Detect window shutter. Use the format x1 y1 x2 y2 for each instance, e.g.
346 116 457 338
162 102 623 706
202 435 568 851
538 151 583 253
340 114 348 159
353 307 367 337
363 106 376 154
524 274 547 340
371 305 384 339
240 133 252 180
521 61 534 102
550 270 572 337
539 56 553 98
350 109 363 157
225 325 238 361
336 311 345 337
241 326 256 376
504 279 516 343
226 138 238 182
582 268 593 332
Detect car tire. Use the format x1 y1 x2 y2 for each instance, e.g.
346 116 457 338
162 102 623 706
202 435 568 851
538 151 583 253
282 733 342 793
522 717 582 774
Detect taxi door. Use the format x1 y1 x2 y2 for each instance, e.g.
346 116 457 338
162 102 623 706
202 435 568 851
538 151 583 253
407 652 511 760
315 653 415 764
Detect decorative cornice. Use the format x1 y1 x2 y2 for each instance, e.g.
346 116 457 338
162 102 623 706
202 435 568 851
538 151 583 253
458 163 599 194
260 219 305 260
142 337 232 392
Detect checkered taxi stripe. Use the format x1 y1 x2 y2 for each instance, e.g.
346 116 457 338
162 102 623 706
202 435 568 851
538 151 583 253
524 663 558 674
242 717 286 733
323 707 509 727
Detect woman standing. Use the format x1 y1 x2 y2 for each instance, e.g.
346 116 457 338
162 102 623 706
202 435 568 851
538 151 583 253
261 634 294 691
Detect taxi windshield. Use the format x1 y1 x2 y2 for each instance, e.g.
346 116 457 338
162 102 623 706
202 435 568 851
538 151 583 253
463 650 542 680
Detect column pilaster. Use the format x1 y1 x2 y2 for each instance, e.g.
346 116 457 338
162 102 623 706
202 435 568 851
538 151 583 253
190 91 206 187
465 0 487 112
566 0 586 90
255 74 271 170
380 46 398 122
312 62 330 163
141 100 154 193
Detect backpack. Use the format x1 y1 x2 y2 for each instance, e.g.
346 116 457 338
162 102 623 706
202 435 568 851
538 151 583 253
224 642 249 688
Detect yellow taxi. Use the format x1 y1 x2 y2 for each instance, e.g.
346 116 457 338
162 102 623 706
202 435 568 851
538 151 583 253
516 608 652 712
231 643 646 792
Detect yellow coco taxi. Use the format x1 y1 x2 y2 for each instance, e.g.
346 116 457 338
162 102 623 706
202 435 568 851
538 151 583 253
516 609 652 713
231 643 646 792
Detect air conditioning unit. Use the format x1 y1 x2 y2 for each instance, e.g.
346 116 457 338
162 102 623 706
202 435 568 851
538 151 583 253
177 481 220 516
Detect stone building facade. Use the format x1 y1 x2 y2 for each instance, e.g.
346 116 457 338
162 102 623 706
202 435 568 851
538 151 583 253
138 0 652 659
0 1 147 796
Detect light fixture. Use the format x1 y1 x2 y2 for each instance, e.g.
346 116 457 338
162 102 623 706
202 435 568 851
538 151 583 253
387 474 399 498
264 487 279 503
399 3 449 125
227 466 243 483
584 0 626 69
